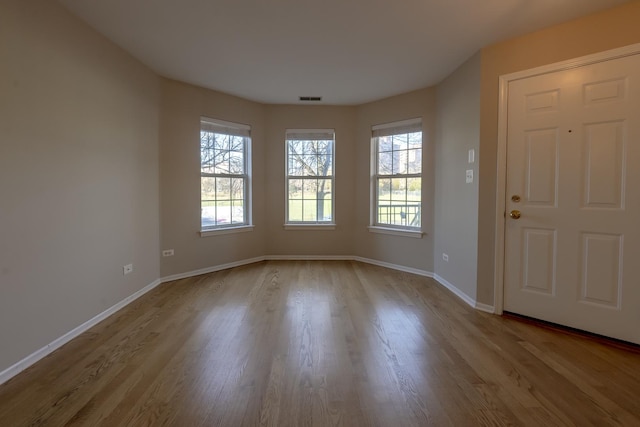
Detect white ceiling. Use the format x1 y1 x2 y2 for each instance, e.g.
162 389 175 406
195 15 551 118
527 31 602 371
57 0 630 105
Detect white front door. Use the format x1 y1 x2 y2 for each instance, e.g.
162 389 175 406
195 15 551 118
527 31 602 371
504 53 640 344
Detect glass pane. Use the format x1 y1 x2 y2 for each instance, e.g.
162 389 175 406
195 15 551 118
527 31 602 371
231 201 244 224
201 177 216 228
288 154 304 175
378 137 393 152
377 178 391 202
391 178 407 201
303 200 317 222
318 179 331 201
303 179 318 199
408 132 422 149
289 200 303 222
392 150 407 174
201 177 216 201
407 178 421 202
319 155 332 176
229 150 244 174
321 199 332 222
231 178 244 200
288 179 302 200
378 151 393 175
216 177 231 201
408 148 422 174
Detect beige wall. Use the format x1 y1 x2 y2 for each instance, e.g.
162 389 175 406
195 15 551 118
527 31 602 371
0 0 160 372
477 1 640 305
354 89 436 272
435 53 481 300
264 106 358 256
159 80 267 277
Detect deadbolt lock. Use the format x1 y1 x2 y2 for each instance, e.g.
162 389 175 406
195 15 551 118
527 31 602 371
511 195 521 203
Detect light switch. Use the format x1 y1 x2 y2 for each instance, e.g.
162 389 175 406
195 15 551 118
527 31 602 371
468 149 475 164
466 169 474 183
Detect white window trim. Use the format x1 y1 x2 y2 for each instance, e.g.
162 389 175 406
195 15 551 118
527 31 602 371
200 117 252 232
285 129 336 226
371 118 423 232
200 225 255 237
283 224 336 231
367 225 424 238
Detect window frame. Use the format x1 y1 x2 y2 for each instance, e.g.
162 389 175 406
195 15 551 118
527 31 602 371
199 117 252 235
285 129 336 226
370 118 423 235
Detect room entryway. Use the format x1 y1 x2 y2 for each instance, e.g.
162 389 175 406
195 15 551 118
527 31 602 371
500 47 640 345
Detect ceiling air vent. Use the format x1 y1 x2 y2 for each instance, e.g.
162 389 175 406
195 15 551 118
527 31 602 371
299 96 322 102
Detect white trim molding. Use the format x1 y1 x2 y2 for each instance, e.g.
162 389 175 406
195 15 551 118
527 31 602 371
0 278 162 386
353 256 433 278
494 42 640 316
367 226 424 239
160 256 266 283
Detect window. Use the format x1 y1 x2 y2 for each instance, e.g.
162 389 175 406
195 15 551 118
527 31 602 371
200 118 251 231
286 129 335 224
372 119 422 230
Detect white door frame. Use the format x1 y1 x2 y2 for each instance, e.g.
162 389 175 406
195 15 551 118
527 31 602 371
493 42 640 315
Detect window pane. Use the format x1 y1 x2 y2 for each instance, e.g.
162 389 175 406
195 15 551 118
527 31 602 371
229 149 244 174
378 178 391 202
379 137 393 152
322 199 332 222
288 179 302 200
407 177 421 200
303 200 317 222
286 133 334 224
372 127 421 229
289 200 303 222
231 201 244 224
318 179 332 221
391 133 409 151
200 119 250 229
303 179 318 199
391 178 407 201
319 155 332 176
231 178 244 200
408 148 422 174
378 151 393 175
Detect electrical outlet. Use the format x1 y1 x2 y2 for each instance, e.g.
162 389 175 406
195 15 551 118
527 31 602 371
466 169 474 184
442 253 449 262
123 264 133 275
162 249 174 257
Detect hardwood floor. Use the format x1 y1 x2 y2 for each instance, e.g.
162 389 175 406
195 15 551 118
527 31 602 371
0 260 639 426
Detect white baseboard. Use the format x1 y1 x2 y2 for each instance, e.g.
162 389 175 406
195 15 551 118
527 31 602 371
160 256 267 283
432 274 495 313
353 256 434 278
475 302 495 314
433 274 477 308
0 278 162 386
265 255 353 261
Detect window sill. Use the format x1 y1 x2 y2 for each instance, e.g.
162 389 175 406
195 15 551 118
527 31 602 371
283 224 336 231
368 226 424 239
200 225 254 237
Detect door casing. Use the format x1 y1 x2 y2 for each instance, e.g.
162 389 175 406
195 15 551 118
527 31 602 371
493 42 640 314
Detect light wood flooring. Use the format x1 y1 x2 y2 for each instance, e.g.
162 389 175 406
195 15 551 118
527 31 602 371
0 260 639 426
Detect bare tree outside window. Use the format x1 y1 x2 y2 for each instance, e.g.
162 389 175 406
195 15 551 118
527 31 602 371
286 131 335 223
200 118 250 229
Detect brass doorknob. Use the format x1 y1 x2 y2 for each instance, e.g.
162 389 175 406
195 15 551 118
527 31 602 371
509 210 521 219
